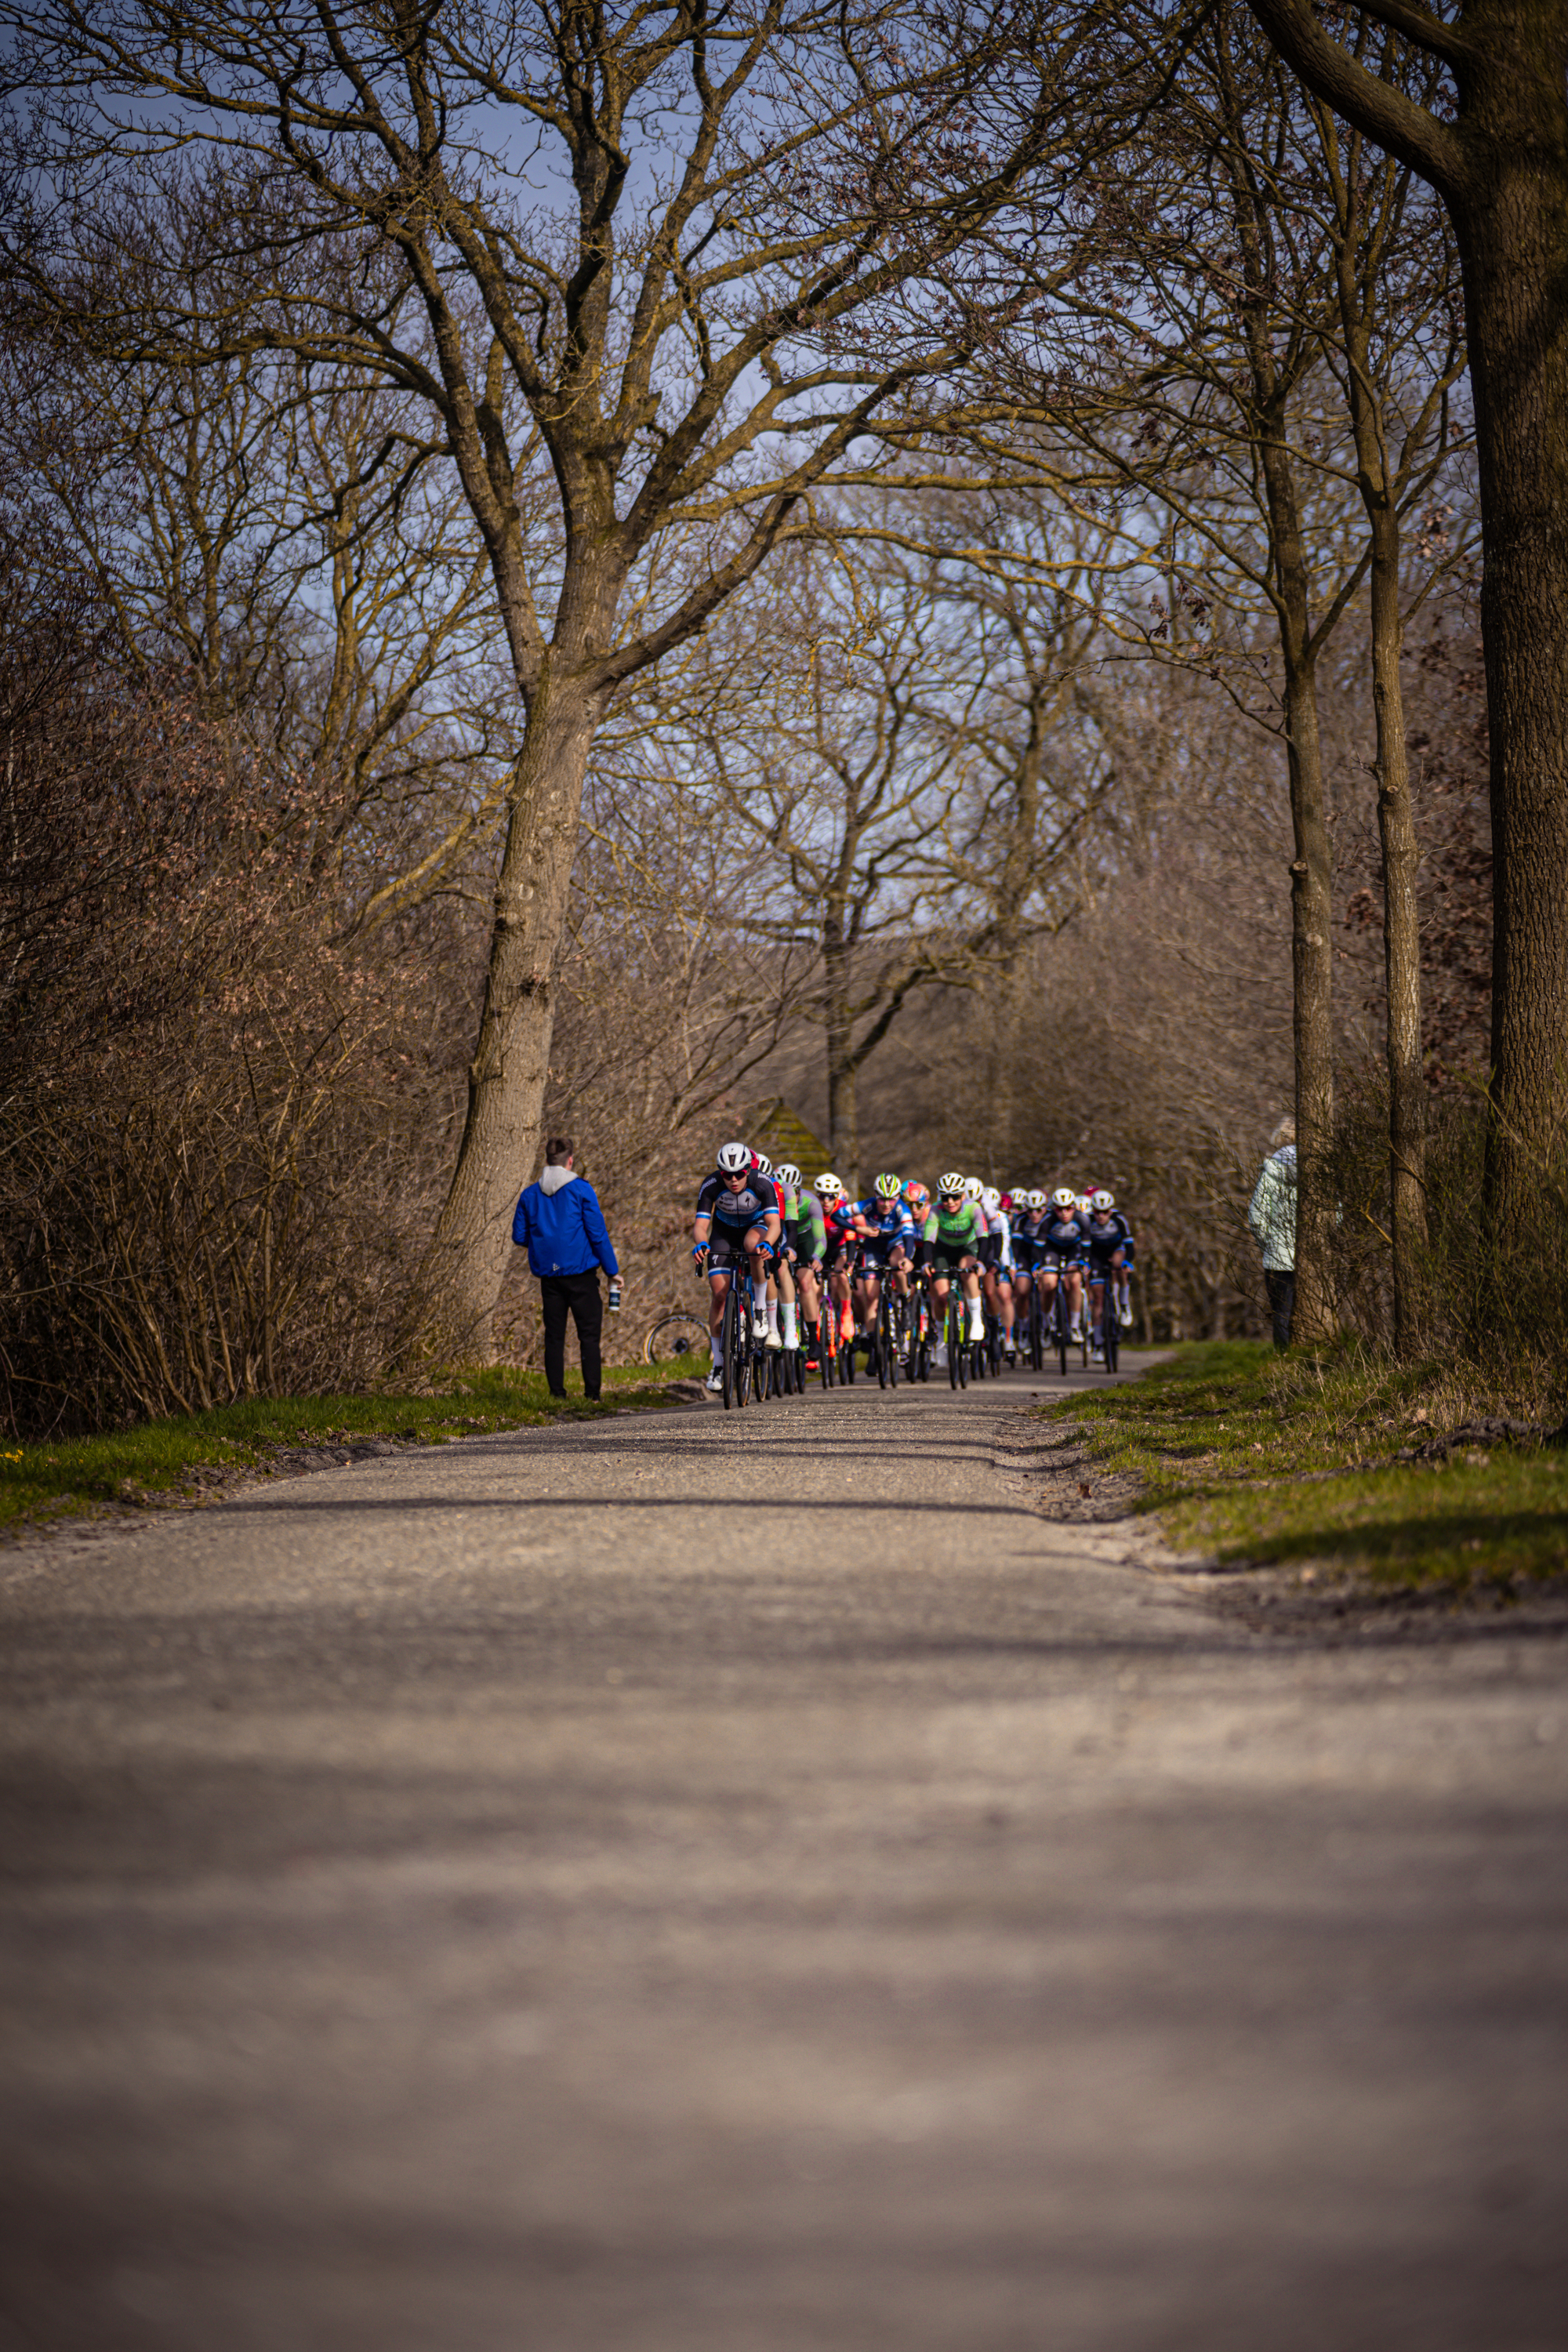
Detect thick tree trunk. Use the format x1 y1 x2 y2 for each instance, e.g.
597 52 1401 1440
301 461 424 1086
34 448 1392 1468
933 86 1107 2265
1244 0 1568 1223
426 675 599 1349
1454 138 1568 1218
1333 204 1430 1355
1367 506 1429 1350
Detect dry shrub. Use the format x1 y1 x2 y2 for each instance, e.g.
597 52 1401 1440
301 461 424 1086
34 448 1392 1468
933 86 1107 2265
0 662 459 1434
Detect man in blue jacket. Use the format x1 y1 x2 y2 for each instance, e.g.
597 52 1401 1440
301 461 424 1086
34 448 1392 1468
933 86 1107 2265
512 1136 620 1401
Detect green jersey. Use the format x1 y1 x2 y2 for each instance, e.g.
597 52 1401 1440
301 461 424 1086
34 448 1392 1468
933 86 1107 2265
783 1186 826 1258
923 1201 984 1251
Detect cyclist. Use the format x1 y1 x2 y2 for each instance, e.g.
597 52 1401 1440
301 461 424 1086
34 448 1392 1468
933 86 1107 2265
748 1153 788 1354
922 1174 987 1348
693 1142 782 1392
1039 1185 1088 1343
814 1173 859 1346
849 1173 916 1356
1084 1189 1134 1352
976 1184 1018 1362
774 1162 826 1361
1011 1187 1050 1335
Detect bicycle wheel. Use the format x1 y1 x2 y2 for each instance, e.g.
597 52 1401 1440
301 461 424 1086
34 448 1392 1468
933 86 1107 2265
818 1310 834 1390
720 1278 738 1409
886 1295 900 1388
642 1309 709 1367
1055 1289 1069 1380
1103 1302 1120 1374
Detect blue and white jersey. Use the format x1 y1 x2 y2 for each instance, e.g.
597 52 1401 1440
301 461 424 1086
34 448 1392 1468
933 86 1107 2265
695 1171 781 1232
851 1196 916 1256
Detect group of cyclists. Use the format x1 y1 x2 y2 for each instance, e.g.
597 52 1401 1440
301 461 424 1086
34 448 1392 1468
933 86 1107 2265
691 1144 1135 1397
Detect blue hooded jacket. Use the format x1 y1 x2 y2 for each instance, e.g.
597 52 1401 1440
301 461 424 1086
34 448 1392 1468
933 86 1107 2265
512 1166 619 1280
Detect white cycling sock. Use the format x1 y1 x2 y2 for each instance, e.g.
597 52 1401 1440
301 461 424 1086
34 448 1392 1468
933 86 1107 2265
752 1280 768 1314
781 1301 798 1347
766 1298 779 1334
710 1334 723 1363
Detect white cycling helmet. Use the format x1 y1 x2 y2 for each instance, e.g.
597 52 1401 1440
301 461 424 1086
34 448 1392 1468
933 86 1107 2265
1076 1193 1093 1215
873 1171 902 1200
1051 1185 1077 1210
937 1171 967 1197
815 1171 844 1199
717 1141 751 1174
774 1162 801 1189
981 1185 1001 1211
1091 1188 1116 1210
1026 1189 1047 1211
752 1151 774 1178
962 1176 984 1201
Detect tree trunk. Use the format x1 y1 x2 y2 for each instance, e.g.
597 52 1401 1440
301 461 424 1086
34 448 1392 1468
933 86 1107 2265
1455 145 1568 1218
1243 0 1568 1223
1256 416 1338 1348
1367 502 1429 1350
426 673 599 1349
1331 194 1431 1356
822 919 860 1193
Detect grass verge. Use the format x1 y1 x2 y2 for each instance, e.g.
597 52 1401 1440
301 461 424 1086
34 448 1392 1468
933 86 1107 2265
0 1354 709 1538
1054 1341 1568 1596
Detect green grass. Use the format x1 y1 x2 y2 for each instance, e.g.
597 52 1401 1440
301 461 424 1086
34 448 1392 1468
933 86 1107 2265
1054 1341 1568 1595
0 1353 709 1537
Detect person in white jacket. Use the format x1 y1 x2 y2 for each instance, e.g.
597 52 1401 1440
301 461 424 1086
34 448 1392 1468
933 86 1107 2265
1247 1117 1298 1349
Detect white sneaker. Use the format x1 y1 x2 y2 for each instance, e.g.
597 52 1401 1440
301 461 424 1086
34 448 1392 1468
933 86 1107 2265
705 1368 724 1392
750 1311 768 1342
967 1313 985 1343
764 1328 782 1350
932 1341 948 1366
1119 1303 1134 1327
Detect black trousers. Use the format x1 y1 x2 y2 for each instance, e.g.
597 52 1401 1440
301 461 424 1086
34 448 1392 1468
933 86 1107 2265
1265 1269 1295 1351
540 1270 604 1399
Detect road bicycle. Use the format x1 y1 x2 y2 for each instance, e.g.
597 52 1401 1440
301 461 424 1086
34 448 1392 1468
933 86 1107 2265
1019 1269 1047 1373
712 1255 751 1409
907 1282 932 1381
873 1277 908 1389
812 1294 843 1388
1089 1259 1121 1374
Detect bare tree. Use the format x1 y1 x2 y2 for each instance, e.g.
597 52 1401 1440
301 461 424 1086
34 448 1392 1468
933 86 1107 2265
4 0 1127 1341
1243 0 1568 1222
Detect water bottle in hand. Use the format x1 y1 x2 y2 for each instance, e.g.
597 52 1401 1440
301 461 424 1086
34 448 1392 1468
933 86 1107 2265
608 1279 622 1312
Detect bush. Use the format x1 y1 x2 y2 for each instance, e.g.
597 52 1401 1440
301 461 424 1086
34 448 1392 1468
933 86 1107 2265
0 668 458 1436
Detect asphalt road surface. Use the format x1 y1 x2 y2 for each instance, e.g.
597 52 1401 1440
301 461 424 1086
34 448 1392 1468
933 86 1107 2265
2 1354 1566 2351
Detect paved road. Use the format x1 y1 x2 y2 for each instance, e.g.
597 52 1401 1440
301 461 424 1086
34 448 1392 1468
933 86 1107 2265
2 1357 1566 2351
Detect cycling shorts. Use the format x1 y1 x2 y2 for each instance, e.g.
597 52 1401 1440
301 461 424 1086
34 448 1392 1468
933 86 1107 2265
1038 1251 1080 1278
707 1223 767 1270
928 1242 974 1277
977 1234 1012 1275
857 1237 909 1272
1011 1236 1038 1272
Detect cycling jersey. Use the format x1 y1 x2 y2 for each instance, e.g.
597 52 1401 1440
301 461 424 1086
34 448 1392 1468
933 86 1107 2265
818 1197 858 1265
695 1172 780 1232
850 1197 916 1262
783 1189 827 1262
1011 1210 1051 1269
921 1200 985 1265
1042 1211 1088 1261
975 1202 1014 1272
1083 1210 1132 1266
